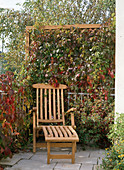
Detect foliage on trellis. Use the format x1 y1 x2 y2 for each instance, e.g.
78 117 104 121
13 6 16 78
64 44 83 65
23 16 115 147
0 0 115 73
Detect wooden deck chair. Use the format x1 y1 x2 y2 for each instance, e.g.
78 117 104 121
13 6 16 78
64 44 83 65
32 83 79 164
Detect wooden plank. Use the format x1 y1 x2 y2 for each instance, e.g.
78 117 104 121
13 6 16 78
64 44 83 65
47 142 50 164
36 143 47 148
57 89 60 119
50 143 72 147
49 89 52 120
55 126 63 137
68 126 77 137
32 83 67 89
70 113 75 127
35 142 72 148
59 126 68 137
33 112 36 153
36 88 39 126
72 142 75 164
44 89 47 120
61 89 65 125
26 24 101 31
50 154 72 159
64 126 72 137
38 119 63 123
53 89 56 119
45 137 79 142
51 126 58 137
25 30 29 60
42 126 48 136
47 126 53 137
40 89 43 119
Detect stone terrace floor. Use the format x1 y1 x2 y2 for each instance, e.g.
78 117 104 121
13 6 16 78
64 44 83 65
0 145 104 170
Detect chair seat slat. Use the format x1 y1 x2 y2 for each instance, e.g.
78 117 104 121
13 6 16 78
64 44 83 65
47 126 53 137
68 126 77 137
55 126 63 137
64 126 72 137
59 126 68 137
51 126 58 137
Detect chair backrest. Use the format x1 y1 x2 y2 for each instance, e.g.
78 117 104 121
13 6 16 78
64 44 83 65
32 83 67 126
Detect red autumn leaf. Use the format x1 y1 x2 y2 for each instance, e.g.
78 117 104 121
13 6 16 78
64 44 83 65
1 147 4 154
110 71 114 78
4 147 11 156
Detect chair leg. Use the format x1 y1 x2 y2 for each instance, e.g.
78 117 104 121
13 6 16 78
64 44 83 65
75 142 77 152
36 129 39 138
33 129 36 153
72 142 76 164
47 142 50 164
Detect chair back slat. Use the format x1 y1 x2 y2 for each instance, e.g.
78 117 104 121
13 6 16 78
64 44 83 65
40 89 43 119
53 89 56 120
33 84 67 126
57 89 60 119
49 89 52 120
36 88 39 126
44 89 47 120
61 89 65 125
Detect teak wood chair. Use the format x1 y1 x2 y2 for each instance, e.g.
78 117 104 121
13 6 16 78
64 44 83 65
32 83 79 164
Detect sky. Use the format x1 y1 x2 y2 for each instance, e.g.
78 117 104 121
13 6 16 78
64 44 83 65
0 0 26 10
0 0 26 51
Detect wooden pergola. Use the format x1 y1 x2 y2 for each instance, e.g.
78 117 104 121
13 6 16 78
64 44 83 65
25 24 101 60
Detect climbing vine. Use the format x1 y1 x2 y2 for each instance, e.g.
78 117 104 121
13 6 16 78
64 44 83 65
24 16 115 147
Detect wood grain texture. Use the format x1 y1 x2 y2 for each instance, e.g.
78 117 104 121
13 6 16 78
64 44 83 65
32 83 79 164
26 24 101 31
32 83 67 89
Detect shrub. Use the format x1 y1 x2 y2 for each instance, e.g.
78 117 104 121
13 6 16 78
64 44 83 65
69 96 114 148
102 113 124 169
0 72 31 159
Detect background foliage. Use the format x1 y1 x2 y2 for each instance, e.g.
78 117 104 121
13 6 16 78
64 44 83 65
24 16 115 147
0 0 115 159
0 0 115 73
102 113 124 169
0 72 31 159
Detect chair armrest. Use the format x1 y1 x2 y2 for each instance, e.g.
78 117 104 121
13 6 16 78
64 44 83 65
66 108 77 129
33 107 37 112
33 107 37 128
66 108 76 113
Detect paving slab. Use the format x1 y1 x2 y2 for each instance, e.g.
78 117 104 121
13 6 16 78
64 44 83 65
54 163 81 170
75 157 97 164
75 151 90 157
13 152 33 160
93 165 104 170
97 157 104 165
80 164 93 170
30 154 47 163
90 151 105 158
5 160 56 170
33 150 48 155
99 149 105 154
51 158 72 163
0 157 21 166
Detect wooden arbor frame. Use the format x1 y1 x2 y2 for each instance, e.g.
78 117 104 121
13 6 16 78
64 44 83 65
25 24 101 60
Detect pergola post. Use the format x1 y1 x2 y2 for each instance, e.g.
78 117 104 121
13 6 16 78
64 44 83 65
115 1 124 115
